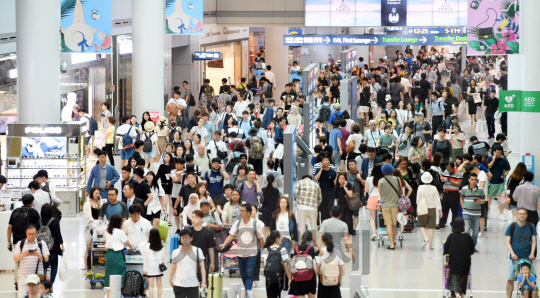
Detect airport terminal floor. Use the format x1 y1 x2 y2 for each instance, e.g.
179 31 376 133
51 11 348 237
0 117 518 298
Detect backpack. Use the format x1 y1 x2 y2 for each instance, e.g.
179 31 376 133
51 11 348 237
472 142 489 158
509 222 535 242
264 248 285 284
12 207 31 241
47 193 62 221
429 170 445 193
85 115 98 136
188 93 196 106
122 126 135 152
320 252 340 286
169 127 179 143
143 132 154 153
249 136 264 160
289 246 315 282
213 141 228 160
332 112 344 124
37 219 55 251
225 153 241 174
377 89 387 105
121 270 145 296
320 105 332 122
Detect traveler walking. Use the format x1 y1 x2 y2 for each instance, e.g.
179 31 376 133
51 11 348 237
378 163 403 249
514 172 540 227
416 172 443 249
38 204 64 283
140 229 165 298
443 217 475 298
169 229 207 298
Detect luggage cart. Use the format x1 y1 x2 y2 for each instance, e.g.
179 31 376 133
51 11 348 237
376 202 402 248
87 225 107 289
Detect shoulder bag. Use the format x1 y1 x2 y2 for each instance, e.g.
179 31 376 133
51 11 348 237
383 177 411 212
154 251 167 272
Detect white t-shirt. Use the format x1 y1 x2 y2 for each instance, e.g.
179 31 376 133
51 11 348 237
82 115 91 137
116 124 139 148
105 228 128 251
171 169 185 198
190 126 209 143
365 176 380 198
228 127 245 140
168 97 187 107
477 170 489 199
207 140 228 159
122 217 153 249
233 101 250 118
276 213 291 240
171 246 205 287
141 132 158 145
400 78 411 93
346 134 364 154
148 184 166 214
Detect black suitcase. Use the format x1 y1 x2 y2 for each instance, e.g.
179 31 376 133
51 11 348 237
403 211 415 233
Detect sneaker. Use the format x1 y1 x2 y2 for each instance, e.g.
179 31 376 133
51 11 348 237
168 221 172 227
371 234 376 241
421 240 428 249
175 229 181 235
474 249 478 252
435 226 440 230
478 233 486 238
499 215 507 221
484 227 487 231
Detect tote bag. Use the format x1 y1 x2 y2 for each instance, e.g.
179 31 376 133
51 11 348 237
274 144 284 159
476 118 488 133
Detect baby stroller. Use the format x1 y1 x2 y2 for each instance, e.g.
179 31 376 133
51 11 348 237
515 259 538 298
222 240 240 277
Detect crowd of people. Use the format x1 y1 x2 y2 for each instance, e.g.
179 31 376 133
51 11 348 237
5 47 538 298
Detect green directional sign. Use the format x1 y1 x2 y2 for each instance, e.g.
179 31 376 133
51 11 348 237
499 90 540 113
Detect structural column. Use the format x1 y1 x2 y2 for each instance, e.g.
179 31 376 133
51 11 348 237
264 27 289 92
16 0 60 124
506 0 540 175
132 0 164 119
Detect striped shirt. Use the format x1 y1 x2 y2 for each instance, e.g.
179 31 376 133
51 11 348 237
14 239 50 277
460 185 485 216
442 169 462 192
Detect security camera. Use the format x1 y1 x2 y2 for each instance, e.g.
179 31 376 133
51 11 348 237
61 60 68 74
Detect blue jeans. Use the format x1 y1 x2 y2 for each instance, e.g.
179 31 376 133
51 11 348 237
333 151 341 168
463 214 480 247
445 115 451 127
238 255 257 293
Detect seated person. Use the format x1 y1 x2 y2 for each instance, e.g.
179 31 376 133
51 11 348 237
518 263 538 298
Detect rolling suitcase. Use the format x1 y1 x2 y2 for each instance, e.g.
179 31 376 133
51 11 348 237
207 272 223 298
403 212 414 232
170 234 180 262
159 220 169 241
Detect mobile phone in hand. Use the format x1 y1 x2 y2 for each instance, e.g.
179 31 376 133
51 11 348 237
28 249 36 253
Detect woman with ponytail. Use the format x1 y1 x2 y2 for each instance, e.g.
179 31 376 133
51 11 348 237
315 233 344 298
261 174 280 237
289 231 318 298
263 231 291 298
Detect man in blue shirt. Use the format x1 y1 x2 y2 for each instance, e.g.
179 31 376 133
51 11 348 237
314 155 337 222
239 111 254 134
506 208 537 298
429 93 445 137
328 122 342 168
487 148 511 221
328 103 344 126
203 158 230 200
317 96 335 120
202 112 214 143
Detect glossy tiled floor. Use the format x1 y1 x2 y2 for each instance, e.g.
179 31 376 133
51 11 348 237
0 107 518 298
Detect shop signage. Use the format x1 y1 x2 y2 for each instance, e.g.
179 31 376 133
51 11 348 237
288 29 304 35
8 124 84 137
166 0 203 35
408 27 466 34
467 0 520 55
199 24 249 45
302 63 319 96
283 34 468 46
61 0 112 53
193 52 221 60
149 112 160 124
499 90 540 113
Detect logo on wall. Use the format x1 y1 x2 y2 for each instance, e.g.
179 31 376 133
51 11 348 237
60 0 112 53
336 0 351 13
381 0 407 26
166 0 204 35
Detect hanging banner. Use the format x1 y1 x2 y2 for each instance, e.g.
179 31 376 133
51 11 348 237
467 0 520 55
166 0 204 35
499 90 540 113
61 0 112 53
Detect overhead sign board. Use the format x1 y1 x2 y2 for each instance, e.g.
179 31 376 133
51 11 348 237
385 27 404 31
408 27 466 34
193 52 221 60
283 34 468 46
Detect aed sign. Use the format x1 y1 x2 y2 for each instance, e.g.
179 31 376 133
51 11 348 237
500 91 540 113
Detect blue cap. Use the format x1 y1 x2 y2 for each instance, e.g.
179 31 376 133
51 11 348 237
382 163 394 175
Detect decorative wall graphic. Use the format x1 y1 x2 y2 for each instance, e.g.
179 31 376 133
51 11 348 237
467 0 520 55
61 0 112 53
166 0 204 35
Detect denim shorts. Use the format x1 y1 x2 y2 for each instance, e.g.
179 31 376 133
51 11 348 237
120 149 134 160
522 285 539 293
508 260 517 280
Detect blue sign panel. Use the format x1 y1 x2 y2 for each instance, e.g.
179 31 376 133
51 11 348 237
386 27 404 32
283 34 468 46
408 27 466 35
194 52 221 60
288 28 304 35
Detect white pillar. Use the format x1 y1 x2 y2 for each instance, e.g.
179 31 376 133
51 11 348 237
132 0 164 119
264 27 289 92
506 55 521 156
16 0 60 124
517 0 540 175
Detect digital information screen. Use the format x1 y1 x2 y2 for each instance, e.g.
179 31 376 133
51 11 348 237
305 0 467 27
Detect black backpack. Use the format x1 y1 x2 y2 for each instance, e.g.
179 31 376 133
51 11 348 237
213 141 228 160
377 89 387 105
143 132 154 153
332 112 345 124
12 207 31 241
429 170 444 194
264 248 285 284
319 105 332 122
121 270 145 296
188 93 196 106
225 153 241 174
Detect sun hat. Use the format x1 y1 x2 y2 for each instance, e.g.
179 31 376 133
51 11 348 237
25 274 40 285
421 171 433 184
144 121 155 132
158 116 168 126
385 94 392 101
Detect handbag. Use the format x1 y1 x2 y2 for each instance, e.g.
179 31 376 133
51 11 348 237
499 191 510 211
35 243 49 281
458 101 466 115
476 118 488 133
383 177 411 212
346 139 356 153
58 256 68 281
494 110 502 120
154 251 167 272
473 95 482 104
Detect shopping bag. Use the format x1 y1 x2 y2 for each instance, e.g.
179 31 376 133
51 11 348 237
499 191 511 210
458 101 466 115
274 144 284 159
58 256 68 281
494 110 502 120
94 131 106 149
473 95 482 104
476 118 488 133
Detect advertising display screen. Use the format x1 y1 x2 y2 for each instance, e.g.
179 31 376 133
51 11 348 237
305 0 467 27
21 137 67 158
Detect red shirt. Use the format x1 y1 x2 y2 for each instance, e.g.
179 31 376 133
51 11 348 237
339 128 350 150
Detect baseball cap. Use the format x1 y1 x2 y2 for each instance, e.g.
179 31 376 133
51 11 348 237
200 198 210 205
25 274 40 285
382 163 394 175
334 103 341 110
416 112 424 117
132 167 145 179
